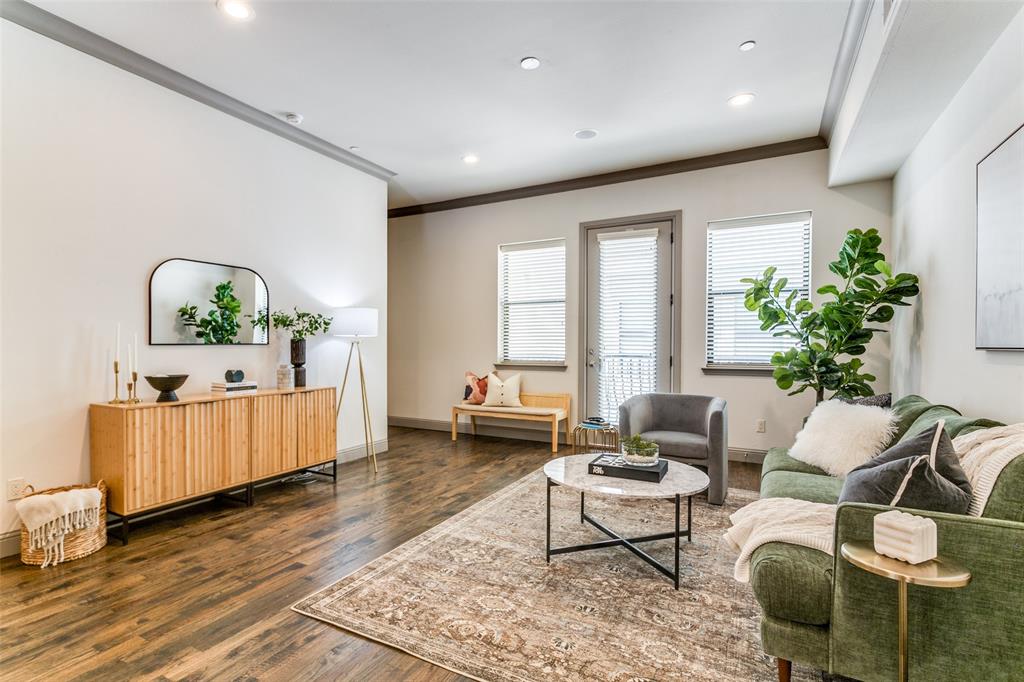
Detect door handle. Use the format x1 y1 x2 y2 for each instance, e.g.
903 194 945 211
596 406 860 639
587 348 597 368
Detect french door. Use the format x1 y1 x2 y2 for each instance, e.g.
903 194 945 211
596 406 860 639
583 220 673 424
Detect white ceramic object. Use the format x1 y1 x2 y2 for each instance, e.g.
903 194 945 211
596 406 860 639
873 509 937 564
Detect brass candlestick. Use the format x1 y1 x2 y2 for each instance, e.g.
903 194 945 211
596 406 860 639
128 371 142 403
109 360 125 404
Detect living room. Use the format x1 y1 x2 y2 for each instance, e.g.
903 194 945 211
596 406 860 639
1 1 1022 680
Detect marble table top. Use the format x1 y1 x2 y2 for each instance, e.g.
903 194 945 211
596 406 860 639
543 454 710 499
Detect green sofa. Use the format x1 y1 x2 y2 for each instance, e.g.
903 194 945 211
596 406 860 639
752 395 1023 681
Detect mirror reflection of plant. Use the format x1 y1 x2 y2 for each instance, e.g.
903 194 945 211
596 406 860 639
251 307 333 340
178 280 243 344
742 228 920 403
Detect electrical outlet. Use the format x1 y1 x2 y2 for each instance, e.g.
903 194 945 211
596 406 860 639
755 419 766 434
7 478 28 501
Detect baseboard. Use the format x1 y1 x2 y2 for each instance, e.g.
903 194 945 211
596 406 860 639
0 442 390 560
338 438 389 464
728 447 767 464
390 416 767 463
389 416 569 445
1 530 19 559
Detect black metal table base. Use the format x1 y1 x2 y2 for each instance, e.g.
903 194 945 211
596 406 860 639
105 460 339 545
546 479 692 589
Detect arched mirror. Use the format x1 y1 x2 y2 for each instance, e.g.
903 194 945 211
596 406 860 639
149 258 269 345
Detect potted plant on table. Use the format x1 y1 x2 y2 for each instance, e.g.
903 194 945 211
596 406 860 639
252 307 332 387
622 435 660 466
742 228 920 403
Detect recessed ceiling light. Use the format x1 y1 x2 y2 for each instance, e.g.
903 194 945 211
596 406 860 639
727 92 755 107
739 40 757 52
217 0 254 20
283 112 303 125
574 129 598 140
462 154 479 165
520 56 541 70
349 145 361 152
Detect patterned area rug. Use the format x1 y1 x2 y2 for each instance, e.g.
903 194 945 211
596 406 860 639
294 469 816 681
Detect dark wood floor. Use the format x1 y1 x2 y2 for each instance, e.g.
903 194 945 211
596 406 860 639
0 428 761 681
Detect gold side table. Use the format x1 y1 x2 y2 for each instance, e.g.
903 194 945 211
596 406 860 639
571 424 619 455
840 541 971 682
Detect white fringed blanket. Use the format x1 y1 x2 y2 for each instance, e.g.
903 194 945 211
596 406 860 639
16 487 101 567
724 423 1024 583
723 497 836 582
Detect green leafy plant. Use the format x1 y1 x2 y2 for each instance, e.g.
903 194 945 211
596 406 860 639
742 228 920 403
251 307 333 340
178 281 243 344
622 434 659 457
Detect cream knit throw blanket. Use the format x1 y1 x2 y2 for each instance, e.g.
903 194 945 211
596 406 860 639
952 422 1024 516
16 487 101 567
723 498 837 582
724 423 1023 583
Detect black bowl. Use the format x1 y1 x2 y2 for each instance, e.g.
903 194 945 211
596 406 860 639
144 374 189 402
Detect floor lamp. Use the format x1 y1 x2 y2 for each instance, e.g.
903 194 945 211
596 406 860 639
332 307 379 473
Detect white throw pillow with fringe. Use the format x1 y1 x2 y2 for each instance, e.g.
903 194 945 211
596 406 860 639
789 400 898 477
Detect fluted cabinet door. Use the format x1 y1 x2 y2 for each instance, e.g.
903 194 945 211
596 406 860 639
251 394 297 478
297 388 337 467
186 399 250 495
125 406 187 513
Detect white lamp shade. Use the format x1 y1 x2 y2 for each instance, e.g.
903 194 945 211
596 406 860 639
332 307 378 338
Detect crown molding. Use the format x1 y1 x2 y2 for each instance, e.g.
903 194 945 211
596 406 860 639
388 136 827 219
0 0 395 180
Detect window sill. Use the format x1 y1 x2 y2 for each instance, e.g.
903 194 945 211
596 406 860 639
494 361 568 371
702 365 775 376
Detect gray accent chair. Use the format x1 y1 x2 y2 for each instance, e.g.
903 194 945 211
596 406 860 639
618 394 728 505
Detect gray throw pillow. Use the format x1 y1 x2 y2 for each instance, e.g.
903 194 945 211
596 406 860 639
839 420 972 514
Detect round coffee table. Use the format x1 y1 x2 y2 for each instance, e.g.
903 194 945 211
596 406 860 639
543 454 711 589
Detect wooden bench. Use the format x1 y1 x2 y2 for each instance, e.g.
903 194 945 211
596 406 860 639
451 392 571 453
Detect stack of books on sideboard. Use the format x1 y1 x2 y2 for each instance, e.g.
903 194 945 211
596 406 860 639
211 380 258 396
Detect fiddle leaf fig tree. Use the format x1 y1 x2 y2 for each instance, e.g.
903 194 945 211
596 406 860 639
742 228 919 403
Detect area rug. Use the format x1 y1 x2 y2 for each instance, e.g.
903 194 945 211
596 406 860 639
293 469 816 681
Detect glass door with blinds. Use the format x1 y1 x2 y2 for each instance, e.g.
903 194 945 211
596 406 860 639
584 222 672 424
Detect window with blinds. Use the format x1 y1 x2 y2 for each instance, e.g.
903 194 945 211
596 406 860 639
706 212 811 367
597 230 660 423
498 239 567 363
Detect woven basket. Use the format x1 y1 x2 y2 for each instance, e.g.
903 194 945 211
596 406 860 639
19 481 108 566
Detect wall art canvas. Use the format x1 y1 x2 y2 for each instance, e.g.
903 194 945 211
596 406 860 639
976 123 1024 350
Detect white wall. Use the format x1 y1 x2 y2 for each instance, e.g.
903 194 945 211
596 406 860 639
389 149 892 451
890 7 1024 423
0 22 388 536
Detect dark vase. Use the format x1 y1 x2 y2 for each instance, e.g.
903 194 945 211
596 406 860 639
290 337 307 388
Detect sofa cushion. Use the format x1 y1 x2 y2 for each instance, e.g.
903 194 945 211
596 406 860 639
760 470 843 504
640 430 707 459
455 403 566 420
891 395 951 441
762 447 829 478
751 542 833 626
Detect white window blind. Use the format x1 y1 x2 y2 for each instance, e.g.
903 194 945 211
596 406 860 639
598 230 659 423
706 212 811 366
499 239 566 363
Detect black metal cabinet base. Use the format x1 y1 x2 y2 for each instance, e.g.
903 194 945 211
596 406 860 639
545 479 693 589
106 460 337 545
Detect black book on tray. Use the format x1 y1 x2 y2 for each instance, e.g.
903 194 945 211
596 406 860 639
588 453 667 483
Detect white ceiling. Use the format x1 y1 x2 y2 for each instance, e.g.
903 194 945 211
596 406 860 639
34 1 850 208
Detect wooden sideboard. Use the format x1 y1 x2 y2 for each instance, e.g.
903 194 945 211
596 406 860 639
90 386 336 538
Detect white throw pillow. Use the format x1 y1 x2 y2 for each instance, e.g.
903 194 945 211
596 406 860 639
789 400 898 477
483 373 522 407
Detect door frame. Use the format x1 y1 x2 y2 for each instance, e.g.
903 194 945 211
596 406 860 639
578 210 683 418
